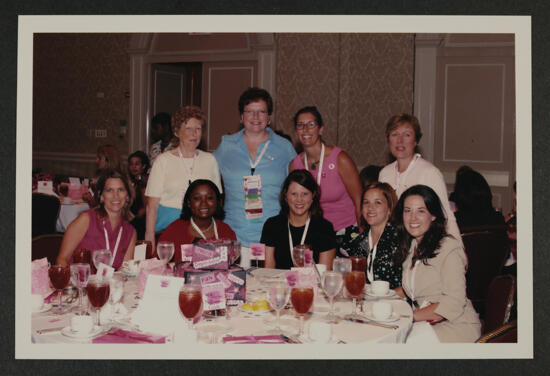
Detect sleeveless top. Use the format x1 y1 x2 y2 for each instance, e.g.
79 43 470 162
292 146 356 231
76 209 135 270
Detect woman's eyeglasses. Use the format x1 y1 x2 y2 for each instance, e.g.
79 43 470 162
295 121 317 130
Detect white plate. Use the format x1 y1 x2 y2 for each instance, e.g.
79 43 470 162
364 311 400 323
365 287 396 298
33 303 52 313
61 325 104 339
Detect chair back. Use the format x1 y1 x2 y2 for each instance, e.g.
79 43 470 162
32 193 61 237
462 226 510 318
476 320 517 343
483 274 515 333
32 233 64 266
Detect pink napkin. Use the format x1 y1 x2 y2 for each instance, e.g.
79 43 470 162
93 328 165 344
138 259 166 295
31 257 52 296
222 335 285 344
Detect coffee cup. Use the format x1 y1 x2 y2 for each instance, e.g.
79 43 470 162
123 259 140 274
371 280 390 296
31 294 44 311
308 321 332 343
71 315 94 334
372 301 393 320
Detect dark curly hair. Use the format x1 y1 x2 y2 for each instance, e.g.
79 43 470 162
238 87 273 115
180 179 224 221
393 185 449 266
279 169 323 219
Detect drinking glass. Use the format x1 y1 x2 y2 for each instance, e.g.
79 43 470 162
70 263 90 315
344 271 366 317
109 277 125 319
350 256 367 272
157 241 175 274
48 264 71 314
179 284 203 329
86 275 111 326
267 282 291 334
290 287 314 338
322 271 344 323
73 248 91 265
332 258 351 299
92 249 112 274
291 244 313 267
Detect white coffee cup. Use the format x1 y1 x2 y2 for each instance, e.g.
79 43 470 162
308 321 332 343
372 301 393 320
31 294 44 311
123 259 140 274
371 280 390 296
70 315 94 334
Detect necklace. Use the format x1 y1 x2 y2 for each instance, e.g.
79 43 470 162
199 221 213 233
310 160 320 170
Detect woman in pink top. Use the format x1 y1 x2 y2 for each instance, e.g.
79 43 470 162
57 169 136 270
289 106 362 254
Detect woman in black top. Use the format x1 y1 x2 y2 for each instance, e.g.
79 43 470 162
261 169 337 269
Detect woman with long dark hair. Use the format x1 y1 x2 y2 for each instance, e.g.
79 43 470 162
394 185 480 342
261 169 337 270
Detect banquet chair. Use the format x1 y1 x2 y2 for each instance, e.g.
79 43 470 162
476 320 517 343
32 233 63 266
32 192 61 237
462 226 510 319
483 275 516 334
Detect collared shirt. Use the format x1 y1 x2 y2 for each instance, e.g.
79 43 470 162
214 127 296 246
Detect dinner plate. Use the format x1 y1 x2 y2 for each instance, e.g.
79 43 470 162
61 325 104 339
33 303 52 313
365 287 396 298
364 311 400 323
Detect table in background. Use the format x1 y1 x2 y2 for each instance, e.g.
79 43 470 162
55 201 89 233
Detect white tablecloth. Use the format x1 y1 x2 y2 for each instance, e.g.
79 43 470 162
55 202 89 232
32 268 413 344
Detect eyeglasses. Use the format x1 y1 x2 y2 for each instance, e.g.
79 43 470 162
295 121 317 130
243 110 268 117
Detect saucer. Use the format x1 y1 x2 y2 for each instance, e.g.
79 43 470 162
365 287 396 298
33 303 52 313
364 311 400 323
61 325 104 339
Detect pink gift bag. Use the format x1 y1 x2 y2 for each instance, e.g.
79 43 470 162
31 257 52 296
137 259 166 296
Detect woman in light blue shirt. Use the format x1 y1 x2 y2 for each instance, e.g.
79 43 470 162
214 87 296 247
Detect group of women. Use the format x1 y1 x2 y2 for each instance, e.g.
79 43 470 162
55 86 482 343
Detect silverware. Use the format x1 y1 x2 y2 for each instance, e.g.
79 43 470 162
344 316 399 329
281 334 302 344
36 326 65 334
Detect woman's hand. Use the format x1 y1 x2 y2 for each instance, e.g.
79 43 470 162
394 286 406 299
412 302 444 323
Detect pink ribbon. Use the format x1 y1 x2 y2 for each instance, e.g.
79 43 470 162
92 328 166 344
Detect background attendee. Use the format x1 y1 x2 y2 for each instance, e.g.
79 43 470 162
347 182 401 289
214 87 296 251
127 150 150 240
145 105 222 249
56 169 136 270
359 164 382 190
96 144 121 174
262 169 337 270
149 112 173 166
378 113 462 243
289 106 363 254
503 181 517 276
158 179 236 263
394 185 480 343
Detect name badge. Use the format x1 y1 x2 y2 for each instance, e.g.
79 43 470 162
244 175 263 220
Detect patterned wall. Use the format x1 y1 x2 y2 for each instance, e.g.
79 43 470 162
33 34 131 160
275 33 414 169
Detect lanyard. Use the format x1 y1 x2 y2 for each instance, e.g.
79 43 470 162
177 147 198 185
366 230 378 283
248 141 270 175
103 221 123 266
394 153 420 194
287 216 311 254
304 143 325 185
190 217 219 240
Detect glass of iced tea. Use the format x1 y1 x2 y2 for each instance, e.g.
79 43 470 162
179 284 203 329
291 244 313 267
86 275 111 326
290 287 314 338
344 271 366 317
48 264 71 314
350 256 367 272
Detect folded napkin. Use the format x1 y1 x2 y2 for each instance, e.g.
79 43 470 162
138 259 166 296
32 257 52 296
222 335 285 344
93 328 166 344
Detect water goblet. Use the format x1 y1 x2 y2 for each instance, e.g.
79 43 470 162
322 271 344 323
291 244 313 267
179 284 203 329
344 271 366 318
157 241 175 274
290 287 314 339
86 275 110 327
48 264 71 314
109 277 125 319
267 282 291 334
332 257 351 299
92 249 112 275
70 263 90 315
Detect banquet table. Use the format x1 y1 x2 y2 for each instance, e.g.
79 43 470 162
31 268 413 344
55 200 89 233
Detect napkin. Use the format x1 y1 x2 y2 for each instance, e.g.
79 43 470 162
31 257 52 296
92 328 166 344
137 259 166 296
222 335 285 344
